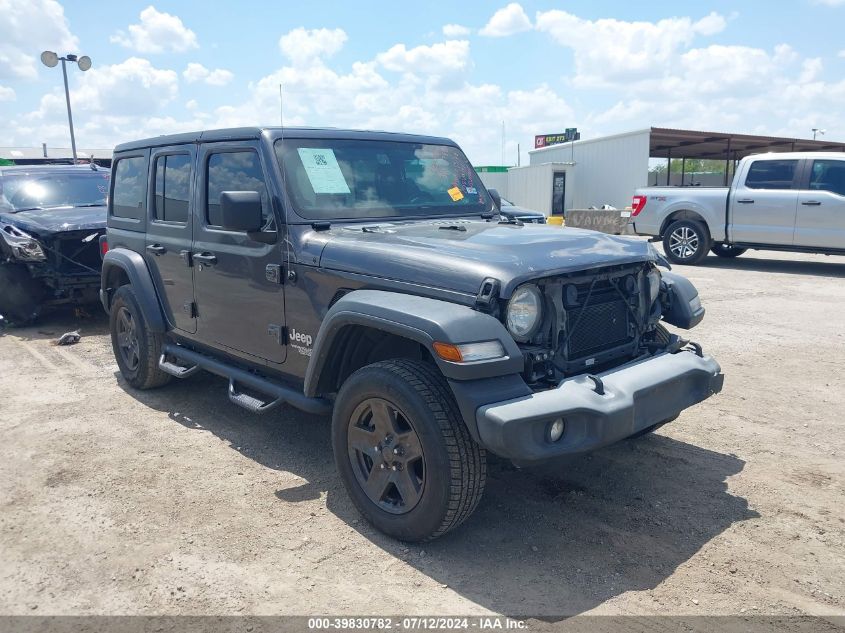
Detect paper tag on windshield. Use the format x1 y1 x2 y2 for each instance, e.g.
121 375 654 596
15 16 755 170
297 148 351 194
447 186 464 202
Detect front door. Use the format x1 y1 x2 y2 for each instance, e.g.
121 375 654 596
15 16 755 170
192 142 286 365
795 158 845 249
552 172 566 216
729 158 799 245
145 145 196 333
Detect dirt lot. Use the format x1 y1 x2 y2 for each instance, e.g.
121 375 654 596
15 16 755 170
1 249 844 621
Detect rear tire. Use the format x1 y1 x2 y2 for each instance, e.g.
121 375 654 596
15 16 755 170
332 359 486 542
0 264 45 325
663 219 710 265
710 243 746 258
109 285 171 390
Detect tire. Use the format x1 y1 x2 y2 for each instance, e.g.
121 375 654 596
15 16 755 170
710 243 747 258
0 264 46 325
332 359 486 542
662 219 711 265
109 285 171 390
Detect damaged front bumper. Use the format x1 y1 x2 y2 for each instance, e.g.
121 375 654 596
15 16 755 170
476 347 723 463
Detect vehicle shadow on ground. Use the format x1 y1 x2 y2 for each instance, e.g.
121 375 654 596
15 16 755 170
0 305 108 341
695 255 845 278
120 372 757 618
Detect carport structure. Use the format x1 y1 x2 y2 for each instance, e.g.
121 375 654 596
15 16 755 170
648 127 845 185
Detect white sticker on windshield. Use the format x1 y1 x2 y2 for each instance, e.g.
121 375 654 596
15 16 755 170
297 148 351 194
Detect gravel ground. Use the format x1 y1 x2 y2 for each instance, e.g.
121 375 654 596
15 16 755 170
0 249 843 621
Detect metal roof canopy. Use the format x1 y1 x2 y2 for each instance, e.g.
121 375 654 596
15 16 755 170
649 127 845 160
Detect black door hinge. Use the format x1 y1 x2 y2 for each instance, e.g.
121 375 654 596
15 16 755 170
265 264 283 284
180 250 193 267
183 301 197 318
268 324 287 345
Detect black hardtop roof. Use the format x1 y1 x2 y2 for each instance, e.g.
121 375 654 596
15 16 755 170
114 127 457 153
0 164 106 176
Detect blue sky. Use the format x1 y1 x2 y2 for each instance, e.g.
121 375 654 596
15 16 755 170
3 0 845 164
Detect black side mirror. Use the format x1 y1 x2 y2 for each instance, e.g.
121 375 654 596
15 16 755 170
488 188 502 212
220 191 263 232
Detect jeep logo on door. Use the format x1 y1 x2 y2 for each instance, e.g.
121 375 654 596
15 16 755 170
290 329 312 347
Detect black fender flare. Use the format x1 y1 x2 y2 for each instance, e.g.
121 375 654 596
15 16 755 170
303 289 523 397
660 271 705 330
100 248 167 333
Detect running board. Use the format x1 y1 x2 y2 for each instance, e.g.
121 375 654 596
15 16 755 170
161 343 332 416
158 354 200 378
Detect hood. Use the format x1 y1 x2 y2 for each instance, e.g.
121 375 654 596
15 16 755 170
317 219 659 297
0 205 107 235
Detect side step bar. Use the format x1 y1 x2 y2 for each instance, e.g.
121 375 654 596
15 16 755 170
158 354 200 378
161 343 332 416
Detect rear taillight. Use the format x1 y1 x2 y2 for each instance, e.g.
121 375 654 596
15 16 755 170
631 195 647 216
100 238 109 256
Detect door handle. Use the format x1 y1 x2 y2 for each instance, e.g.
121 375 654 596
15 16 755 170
736 199 755 204
193 252 218 266
801 200 822 206
146 244 166 255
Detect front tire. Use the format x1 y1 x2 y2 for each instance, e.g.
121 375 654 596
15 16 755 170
109 285 171 390
711 243 747 258
663 219 710 265
0 264 45 325
332 359 486 542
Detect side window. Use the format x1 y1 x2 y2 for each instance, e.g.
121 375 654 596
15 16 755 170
153 154 191 223
744 159 798 190
206 151 273 230
112 156 146 219
809 160 845 197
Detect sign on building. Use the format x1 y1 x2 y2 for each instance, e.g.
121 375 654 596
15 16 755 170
535 128 580 148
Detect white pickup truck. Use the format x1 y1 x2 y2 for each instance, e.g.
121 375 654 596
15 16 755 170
629 152 845 264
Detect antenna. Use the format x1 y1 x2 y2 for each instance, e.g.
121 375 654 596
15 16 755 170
279 83 283 127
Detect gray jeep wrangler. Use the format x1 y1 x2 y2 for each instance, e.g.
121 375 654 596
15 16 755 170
100 127 723 541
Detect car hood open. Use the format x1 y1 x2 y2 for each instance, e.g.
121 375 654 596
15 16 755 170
317 219 658 297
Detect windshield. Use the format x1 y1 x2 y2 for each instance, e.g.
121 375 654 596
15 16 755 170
275 138 490 220
0 171 110 212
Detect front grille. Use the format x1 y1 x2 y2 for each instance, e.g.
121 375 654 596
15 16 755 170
568 299 630 358
53 231 103 276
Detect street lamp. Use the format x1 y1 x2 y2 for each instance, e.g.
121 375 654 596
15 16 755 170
812 128 826 141
40 51 92 164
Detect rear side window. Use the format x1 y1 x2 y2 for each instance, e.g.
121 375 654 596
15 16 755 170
112 156 146 219
809 159 845 197
206 151 272 229
744 159 798 190
154 154 191 223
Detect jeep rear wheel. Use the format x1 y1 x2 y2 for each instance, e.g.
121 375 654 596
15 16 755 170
110 285 171 390
332 359 486 542
663 219 710 265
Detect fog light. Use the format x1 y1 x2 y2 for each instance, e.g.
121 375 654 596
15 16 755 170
547 418 565 442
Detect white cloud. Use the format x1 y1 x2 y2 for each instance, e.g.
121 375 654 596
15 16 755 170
442 24 471 37
838 50 845 57
535 10 727 86
110 6 198 53
183 62 233 86
480 3 532 37
0 85 15 101
279 27 347 65
813 0 845 5
0 0 78 80
376 40 471 76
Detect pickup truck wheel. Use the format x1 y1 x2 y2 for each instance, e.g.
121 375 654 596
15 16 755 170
663 219 710 265
710 244 747 258
109 285 171 390
0 264 45 325
332 359 486 542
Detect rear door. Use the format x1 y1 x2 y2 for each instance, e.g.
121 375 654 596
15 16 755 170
192 141 286 364
145 145 196 333
795 158 845 249
729 158 800 245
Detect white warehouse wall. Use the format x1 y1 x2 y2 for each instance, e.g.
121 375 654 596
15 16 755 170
506 163 574 215
475 170 509 199
528 129 651 209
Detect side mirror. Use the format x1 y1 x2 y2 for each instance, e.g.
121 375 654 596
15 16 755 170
219 191 263 232
488 188 502 212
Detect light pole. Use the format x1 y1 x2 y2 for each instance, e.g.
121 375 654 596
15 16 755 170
812 127 826 141
40 51 92 164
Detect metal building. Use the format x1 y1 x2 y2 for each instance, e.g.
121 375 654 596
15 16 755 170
505 127 845 216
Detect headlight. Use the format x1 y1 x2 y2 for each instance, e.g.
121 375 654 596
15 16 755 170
0 224 47 261
646 269 661 305
506 284 543 341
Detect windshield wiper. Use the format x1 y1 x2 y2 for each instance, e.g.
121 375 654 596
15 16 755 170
72 203 106 208
9 206 45 213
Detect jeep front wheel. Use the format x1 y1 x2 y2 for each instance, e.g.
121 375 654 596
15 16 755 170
110 285 171 390
332 359 486 542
